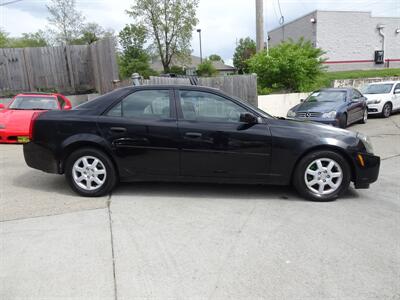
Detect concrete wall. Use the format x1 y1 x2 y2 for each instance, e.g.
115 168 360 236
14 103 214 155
258 93 309 117
269 11 317 46
333 76 400 90
316 11 400 71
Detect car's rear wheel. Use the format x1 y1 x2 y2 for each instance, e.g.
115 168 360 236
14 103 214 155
65 148 117 197
293 150 351 201
338 114 347 128
382 102 392 118
359 109 368 124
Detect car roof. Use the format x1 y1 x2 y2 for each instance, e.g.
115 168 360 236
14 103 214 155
318 88 351 92
367 81 399 85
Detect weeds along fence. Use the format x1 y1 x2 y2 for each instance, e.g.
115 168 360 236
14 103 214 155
119 74 258 106
0 38 118 96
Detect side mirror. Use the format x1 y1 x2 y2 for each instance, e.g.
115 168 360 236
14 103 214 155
394 89 400 95
300 99 305 102
0 103 4 109
240 112 258 124
63 104 72 110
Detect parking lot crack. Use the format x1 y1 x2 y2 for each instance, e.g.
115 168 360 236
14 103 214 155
107 193 118 300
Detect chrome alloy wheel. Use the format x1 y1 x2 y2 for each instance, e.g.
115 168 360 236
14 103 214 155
304 158 343 195
72 156 107 191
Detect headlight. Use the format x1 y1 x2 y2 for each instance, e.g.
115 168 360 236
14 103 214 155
287 110 296 117
321 111 336 119
0 124 5 129
357 133 374 154
367 99 381 104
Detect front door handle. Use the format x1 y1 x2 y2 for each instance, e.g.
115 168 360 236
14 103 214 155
110 127 127 134
185 132 202 138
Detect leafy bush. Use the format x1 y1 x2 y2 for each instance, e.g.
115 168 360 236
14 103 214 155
196 59 218 77
168 65 186 75
233 37 256 74
248 39 326 93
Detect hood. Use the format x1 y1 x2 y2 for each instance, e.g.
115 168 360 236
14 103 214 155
294 101 341 113
0 109 38 132
363 93 391 100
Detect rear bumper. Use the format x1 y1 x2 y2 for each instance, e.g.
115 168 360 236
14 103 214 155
23 142 60 174
352 153 380 189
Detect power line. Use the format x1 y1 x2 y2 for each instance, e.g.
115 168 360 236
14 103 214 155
0 0 23 7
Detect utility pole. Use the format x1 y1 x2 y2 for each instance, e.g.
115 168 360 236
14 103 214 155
197 29 203 63
255 0 264 52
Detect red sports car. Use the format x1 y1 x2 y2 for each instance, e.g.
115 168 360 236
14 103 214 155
0 93 72 143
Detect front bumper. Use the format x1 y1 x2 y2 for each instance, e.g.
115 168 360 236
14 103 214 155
293 117 339 127
352 152 380 189
23 142 60 174
367 104 383 115
0 129 30 144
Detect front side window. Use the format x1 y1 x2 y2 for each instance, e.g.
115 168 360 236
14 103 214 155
106 90 171 119
9 96 59 110
179 90 247 122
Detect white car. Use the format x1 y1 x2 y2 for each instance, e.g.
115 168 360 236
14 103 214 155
362 81 400 117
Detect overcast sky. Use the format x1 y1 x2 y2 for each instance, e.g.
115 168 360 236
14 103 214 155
1 0 399 65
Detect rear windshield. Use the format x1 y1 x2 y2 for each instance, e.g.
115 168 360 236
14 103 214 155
306 91 346 102
9 96 58 110
362 84 393 94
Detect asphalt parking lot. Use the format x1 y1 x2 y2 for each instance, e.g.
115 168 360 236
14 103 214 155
1 115 399 299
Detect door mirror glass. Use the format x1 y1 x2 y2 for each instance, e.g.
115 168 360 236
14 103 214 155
240 113 258 124
394 89 400 94
0 103 4 109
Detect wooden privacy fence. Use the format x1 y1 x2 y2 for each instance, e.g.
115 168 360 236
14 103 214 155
0 38 118 96
119 74 258 106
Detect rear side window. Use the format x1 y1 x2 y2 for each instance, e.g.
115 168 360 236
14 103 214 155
106 90 171 119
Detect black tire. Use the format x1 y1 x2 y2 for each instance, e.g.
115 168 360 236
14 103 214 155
65 147 117 197
293 150 351 202
338 113 347 128
359 109 368 124
381 102 392 118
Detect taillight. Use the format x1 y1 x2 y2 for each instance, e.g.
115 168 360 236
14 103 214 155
29 112 44 141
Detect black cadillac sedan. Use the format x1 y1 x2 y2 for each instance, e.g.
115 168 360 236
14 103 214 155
287 88 368 128
23 85 380 201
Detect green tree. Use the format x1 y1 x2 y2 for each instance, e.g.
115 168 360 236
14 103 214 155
208 54 224 63
46 0 84 44
248 39 326 93
71 23 114 45
118 24 157 79
127 0 199 72
196 59 218 77
233 37 256 74
7 31 48 48
0 28 9 47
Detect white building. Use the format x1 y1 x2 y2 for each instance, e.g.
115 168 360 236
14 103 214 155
268 10 400 71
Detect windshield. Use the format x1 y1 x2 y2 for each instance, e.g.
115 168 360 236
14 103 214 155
363 84 393 94
9 96 59 110
306 91 346 102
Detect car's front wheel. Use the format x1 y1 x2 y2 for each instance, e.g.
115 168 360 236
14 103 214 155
338 114 347 128
65 148 117 197
293 150 351 201
382 102 392 118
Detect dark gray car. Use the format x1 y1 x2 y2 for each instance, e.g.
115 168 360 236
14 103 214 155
287 88 368 128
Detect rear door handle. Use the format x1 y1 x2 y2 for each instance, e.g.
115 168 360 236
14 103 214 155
110 127 127 134
185 132 202 138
